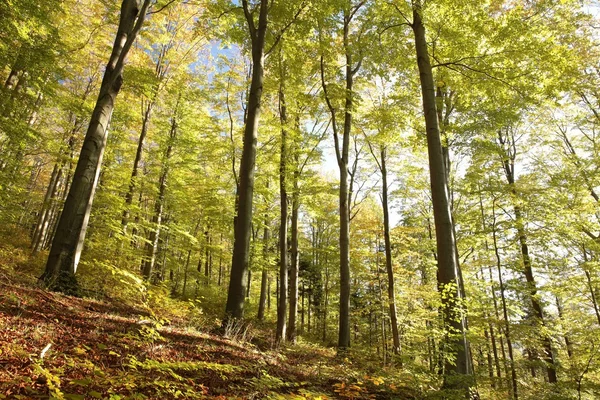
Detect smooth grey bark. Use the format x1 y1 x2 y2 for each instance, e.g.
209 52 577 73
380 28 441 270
410 0 472 388
276 80 288 343
142 112 177 280
225 0 268 319
41 0 152 291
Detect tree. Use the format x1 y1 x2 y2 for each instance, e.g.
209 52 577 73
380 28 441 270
224 0 270 319
41 0 153 292
319 0 367 350
409 0 472 389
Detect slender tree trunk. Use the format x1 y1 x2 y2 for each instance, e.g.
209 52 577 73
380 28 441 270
258 214 270 320
555 296 573 359
225 0 269 319
122 40 170 233
582 249 600 326
492 207 518 400
498 129 557 384
41 0 152 292
204 228 211 284
32 164 61 252
380 146 401 354
308 290 312 333
300 281 305 334
276 78 288 343
142 113 177 280
323 254 329 343
218 233 223 286
411 0 471 387
288 174 300 342
182 249 192 299
122 102 151 233
320 7 360 350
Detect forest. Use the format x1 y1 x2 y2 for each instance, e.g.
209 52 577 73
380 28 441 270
0 0 599 399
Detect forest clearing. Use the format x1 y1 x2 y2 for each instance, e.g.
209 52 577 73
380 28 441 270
1 0 600 399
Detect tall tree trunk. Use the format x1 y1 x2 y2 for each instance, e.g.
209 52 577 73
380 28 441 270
498 129 557 384
323 254 329 342
320 6 361 350
204 227 211 284
582 249 600 326
122 40 171 233
288 168 300 342
32 163 62 253
477 193 504 385
380 146 401 355
276 77 288 343
41 0 152 292
300 280 305 334
142 112 177 280
218 233 224 286
258 212 270 320
411 0 471 387
492 206 518 400
555 296 573 359
225 0 269 319
122 101 152 232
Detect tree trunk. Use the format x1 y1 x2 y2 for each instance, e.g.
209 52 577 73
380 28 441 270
225 0 269 319
288 172 300 342
320 7 359 351
142 113 177 280
32 163 62 253
555 296 573 359
498 129 557 384
300 280 305 335
582 249 600 326
380 146 401 355
492 207 518 400
122 102 151 235
258 213 270 320
323 254 329 342
41 0 152 292
411 0 471 387
276 77 288 343
122 39 171 233
204 228 211 284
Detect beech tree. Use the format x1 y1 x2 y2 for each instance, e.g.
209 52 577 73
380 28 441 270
319 0 369 350
41 0 153 292
409 0 472 388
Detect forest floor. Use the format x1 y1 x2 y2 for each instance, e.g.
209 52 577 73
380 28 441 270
0 272 419 400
